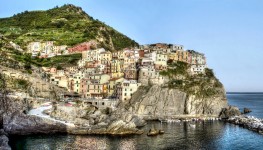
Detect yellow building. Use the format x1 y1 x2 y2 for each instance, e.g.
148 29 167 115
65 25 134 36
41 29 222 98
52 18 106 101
168 50 190 63
112 50 125 59
50 75 69 89
123 57 135 69
107 77 124 96
111 72 124 78
100 51 112 61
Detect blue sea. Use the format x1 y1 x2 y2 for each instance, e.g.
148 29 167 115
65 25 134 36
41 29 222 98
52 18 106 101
9 93 263 150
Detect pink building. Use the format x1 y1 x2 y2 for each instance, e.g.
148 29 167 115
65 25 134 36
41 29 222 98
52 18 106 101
80 78 88 97
50 68 57 74
68 41 97 53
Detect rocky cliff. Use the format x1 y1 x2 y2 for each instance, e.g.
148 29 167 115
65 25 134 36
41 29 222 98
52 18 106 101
121 85 227 120
121 63 228 120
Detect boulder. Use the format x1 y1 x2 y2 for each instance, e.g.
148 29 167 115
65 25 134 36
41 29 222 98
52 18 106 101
147 128 159 136
219 106 241 119
106 120 143 135
131 115 147 127
244 108 252 114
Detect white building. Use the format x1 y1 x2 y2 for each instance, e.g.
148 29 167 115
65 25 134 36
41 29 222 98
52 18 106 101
82 48 106 62
171 44 184 52
191 64 207 74
155 53 168 66
144 51 157 62
116 80 141 101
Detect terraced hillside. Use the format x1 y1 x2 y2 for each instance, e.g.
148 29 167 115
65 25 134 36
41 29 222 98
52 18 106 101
0 4 138 50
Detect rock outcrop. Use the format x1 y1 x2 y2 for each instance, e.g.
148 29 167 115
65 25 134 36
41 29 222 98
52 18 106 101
244 108 252 114
3 112 68 135
122 85 228 120
69 120 143 135
219 106 241 119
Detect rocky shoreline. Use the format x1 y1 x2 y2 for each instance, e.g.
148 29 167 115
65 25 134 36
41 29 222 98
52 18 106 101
226 116 263 134
3 112 144 136
3 108 263 149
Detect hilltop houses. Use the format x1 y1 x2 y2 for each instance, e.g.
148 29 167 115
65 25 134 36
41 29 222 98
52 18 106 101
40 42 207 109
27 41 68 57
27 40 98 58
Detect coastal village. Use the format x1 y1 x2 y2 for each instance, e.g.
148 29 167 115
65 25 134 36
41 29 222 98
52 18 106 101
0 4 261 150
26 41 207 109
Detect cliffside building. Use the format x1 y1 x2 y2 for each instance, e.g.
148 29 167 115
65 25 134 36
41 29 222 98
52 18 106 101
116 80 141 101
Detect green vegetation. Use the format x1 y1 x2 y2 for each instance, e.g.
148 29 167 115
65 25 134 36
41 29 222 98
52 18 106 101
13 52 81 67
0 36 81 68
0 4 138 50
0 37 24 69
160 62 223 98
13 78 30 89
160 61 189 78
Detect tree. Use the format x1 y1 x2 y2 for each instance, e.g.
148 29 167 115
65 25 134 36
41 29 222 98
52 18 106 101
205 68 215 78
56 65 63 70
24 62 31 70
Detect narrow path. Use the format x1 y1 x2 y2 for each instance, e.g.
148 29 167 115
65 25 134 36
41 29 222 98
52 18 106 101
28 103 75 127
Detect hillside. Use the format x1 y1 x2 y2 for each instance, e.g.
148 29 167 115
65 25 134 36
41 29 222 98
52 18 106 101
0 4 138 50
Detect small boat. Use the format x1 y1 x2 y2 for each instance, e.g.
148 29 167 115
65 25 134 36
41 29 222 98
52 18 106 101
159 130 165 134
147 129 165 136
189 123 196 128
147 129 159 136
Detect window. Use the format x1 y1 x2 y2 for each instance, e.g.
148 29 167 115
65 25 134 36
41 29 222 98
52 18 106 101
102 102 104 105
124 93 127 96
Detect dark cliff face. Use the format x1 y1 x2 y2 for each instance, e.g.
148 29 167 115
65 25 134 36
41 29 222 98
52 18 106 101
123 85 228 120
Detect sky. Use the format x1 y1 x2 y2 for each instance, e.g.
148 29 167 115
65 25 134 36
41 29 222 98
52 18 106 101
1 0 263 92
